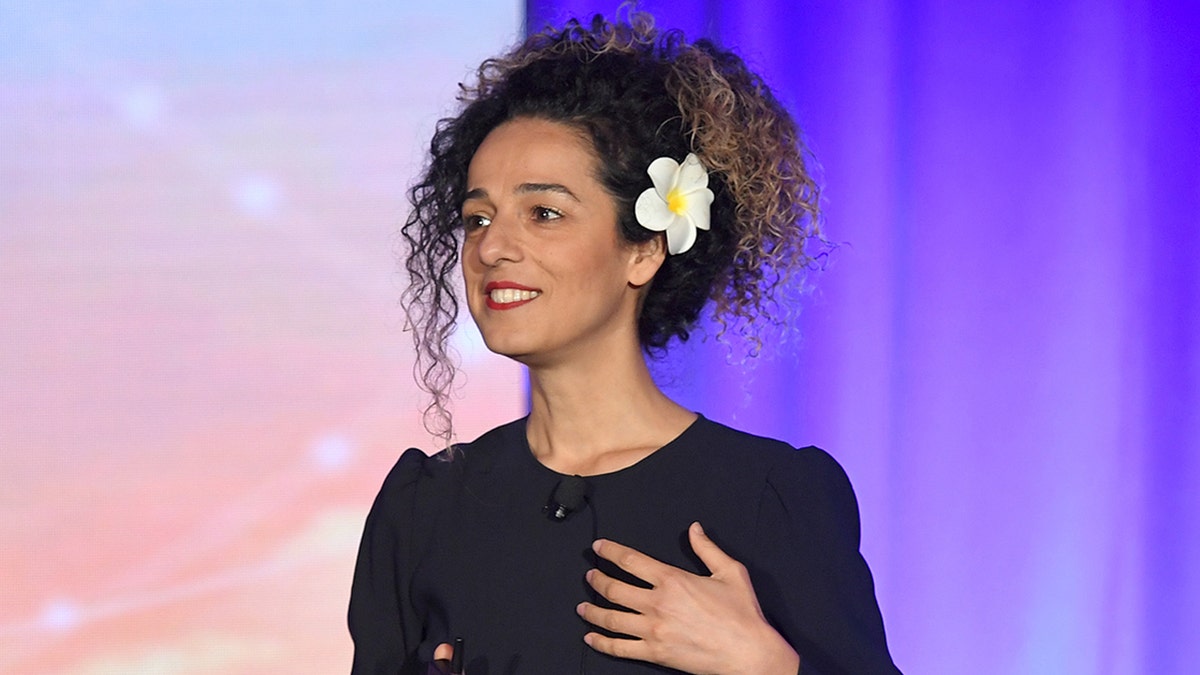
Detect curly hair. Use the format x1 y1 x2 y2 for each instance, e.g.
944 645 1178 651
402 11 824 444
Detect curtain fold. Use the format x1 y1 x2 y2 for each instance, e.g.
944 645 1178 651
527 1 1199 673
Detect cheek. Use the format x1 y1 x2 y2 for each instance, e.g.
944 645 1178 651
459 251 485 312
461 242 483 278
564 229 625 267
561 250 633 296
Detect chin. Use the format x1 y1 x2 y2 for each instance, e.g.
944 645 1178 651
477 332 536 361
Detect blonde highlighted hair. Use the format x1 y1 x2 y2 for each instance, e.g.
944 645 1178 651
403 11 825 446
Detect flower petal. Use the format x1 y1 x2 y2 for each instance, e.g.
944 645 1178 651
636 153 713 255
684 187 715 232
676 153 710 192
646 157 681 198
666 218 698 254
635 187 674 231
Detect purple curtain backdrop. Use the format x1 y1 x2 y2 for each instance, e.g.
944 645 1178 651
527 1 1199 673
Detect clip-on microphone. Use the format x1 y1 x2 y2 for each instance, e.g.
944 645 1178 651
544 475 589 521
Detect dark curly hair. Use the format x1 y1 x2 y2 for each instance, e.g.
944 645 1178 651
402 11 824 443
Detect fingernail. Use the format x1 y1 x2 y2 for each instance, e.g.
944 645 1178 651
576 602 587 616
592 539 603 553
583 633 594 646
693 521 705 535
585 568 594 582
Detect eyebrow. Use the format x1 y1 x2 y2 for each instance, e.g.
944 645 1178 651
463 182 581 203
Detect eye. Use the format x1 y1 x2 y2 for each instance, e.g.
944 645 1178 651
532 206 563 222
463 213 492 230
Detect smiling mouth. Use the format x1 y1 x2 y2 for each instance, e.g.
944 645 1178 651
485 286 541 310
490 288 540 303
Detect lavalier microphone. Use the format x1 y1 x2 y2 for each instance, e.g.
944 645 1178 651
544 475 589 521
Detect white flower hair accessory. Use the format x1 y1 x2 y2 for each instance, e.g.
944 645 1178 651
634 153 715 255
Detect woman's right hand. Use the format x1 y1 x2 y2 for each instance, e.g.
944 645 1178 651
426 642 462 674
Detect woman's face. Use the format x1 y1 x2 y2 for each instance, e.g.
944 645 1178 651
460 117 663 367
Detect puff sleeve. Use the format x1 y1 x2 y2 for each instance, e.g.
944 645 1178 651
348 448 430 675
751 447 900 675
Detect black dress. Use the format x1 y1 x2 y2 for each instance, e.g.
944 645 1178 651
349 415 900 675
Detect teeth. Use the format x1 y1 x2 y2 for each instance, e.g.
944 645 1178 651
489 288 540 304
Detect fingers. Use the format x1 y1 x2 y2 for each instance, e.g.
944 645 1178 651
595 524 736 583
432 643 454 662
430 642 463 675
687 521 740 576
582 630 652 662
584 566 652 609
582 526 776 674
576 600 649 637
591 538 674 585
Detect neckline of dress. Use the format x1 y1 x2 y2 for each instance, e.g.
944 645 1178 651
513 413 705 482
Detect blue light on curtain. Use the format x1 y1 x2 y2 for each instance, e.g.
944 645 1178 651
527 2 1199 673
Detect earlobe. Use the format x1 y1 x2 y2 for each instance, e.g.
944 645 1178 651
628 234 667 287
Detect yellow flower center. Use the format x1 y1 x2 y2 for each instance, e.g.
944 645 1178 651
666 189 687 215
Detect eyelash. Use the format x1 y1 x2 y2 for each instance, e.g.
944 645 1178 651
463 214 492 230
532 206 563 221
462 206 563 230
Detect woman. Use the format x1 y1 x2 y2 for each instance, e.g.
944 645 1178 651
350 12 900 675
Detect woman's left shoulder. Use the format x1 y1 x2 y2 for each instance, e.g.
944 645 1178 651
692 416 860 524
692 416 849 478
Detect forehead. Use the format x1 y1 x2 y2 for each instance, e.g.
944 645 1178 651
467 118 600 188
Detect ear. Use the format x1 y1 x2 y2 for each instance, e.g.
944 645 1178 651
627 233 667 287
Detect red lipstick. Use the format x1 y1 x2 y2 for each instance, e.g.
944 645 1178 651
484 281 541 310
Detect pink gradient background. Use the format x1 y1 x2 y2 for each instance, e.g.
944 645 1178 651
1 2 524 672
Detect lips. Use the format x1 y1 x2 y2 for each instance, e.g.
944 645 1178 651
484 281 541 310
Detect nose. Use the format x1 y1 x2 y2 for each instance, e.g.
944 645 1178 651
472 213 522 267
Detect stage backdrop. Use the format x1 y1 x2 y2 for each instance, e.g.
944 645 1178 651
529 1 1200 674
4 1 1198 674
1 2 524 673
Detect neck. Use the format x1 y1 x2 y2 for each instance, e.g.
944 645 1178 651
524 341 696 476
